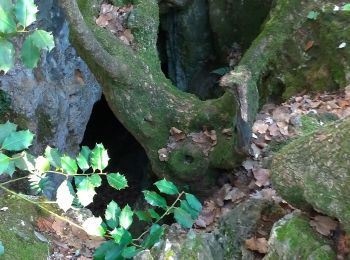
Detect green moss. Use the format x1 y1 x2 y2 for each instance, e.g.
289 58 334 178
269 215 336 259
0 195 49 260
35 106 53 143
300 115 321 135
0 90 11 120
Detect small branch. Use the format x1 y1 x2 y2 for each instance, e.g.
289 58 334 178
0 176 29 185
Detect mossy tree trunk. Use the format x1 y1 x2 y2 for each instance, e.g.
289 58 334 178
58 0 335 195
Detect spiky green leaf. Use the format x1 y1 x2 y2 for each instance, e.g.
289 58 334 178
0 0 14 12
142 224 164 248
110 227 132 245
14 0 38 28
2 130 34 151
105 200 121 229
61 156 78 175
0 121 16 145
56 180 75 212
107 172 128 190
44 146 61 169
143 191 167 209
119 205 133 230
76 177 96 206
89 174 102 187
174 207 194 228
91 143 109 172
21 35 40 68
82 216 106 237
13 152 35 171
154 179 179 195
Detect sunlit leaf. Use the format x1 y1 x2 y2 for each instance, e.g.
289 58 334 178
0 0 14 12
342 3 350 11
154 179 179 195
110 227 132 245
34 156 50 173
77 152 89 172
91 143 109 172
44 146 61 169
76 177 96 206
82 216 106 237
105 200 121 229
0 5 16 33
2 130 34 151
119 204 133 230
30 30 54 51
185 193 202 212
0 121 16 145
174 207 194 228
143 191 167 209
107 172 128 190
14 0 38 28
61 156 78 175
56 180 75 212
21 35 40 68
142 224 164 248
13 152 35 171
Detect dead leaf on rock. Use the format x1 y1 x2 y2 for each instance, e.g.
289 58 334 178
250 188 282 203
245 237 269 254
310 215 338 236
223 187 246 202
170 127 186 141
252 168 270 187
252 120 269 134
272 107 291 123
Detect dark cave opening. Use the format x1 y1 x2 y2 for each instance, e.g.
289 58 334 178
80 95 149 214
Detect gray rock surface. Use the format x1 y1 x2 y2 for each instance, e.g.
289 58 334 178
0 0 101 155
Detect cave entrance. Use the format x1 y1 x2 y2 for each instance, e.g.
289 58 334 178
80 95 149 213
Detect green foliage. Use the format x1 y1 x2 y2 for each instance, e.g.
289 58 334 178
307 11 319 20
342 4 350 11
0 241 4 256
0 121 203 259
0 0 54 73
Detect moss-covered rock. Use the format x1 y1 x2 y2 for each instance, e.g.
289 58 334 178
264 212 336 259
271 117 350 233
0 194 49 260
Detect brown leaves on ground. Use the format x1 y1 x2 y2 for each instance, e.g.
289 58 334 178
310 215 338 236
245 237 269 254
95 3 134 45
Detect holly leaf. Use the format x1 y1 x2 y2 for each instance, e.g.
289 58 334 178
142 224 164 248
105 200 121 229
13 152 35 171
0 0 14 12
30 30 54 51
122 246 140 259
91 143 109 172
76 146 91 172
107 173 128 190
174 207 194 228
0 5 16 33
2 130 34 151
180 200 199 219
154 179 179 195
56 180 75 212
93 241 116 260
76 177 96 207
44 146 61 169
185 193 202 212
21 35 40 68
14 0 38 28
0 153 10 175
89 174 102 187
143 191 167 209
82 216 106 237
119 205 133 230
61 156 78 175
110 227 132 245
0 39 15 73
0 121 16 145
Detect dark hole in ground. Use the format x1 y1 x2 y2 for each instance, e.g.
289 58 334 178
80 95 149 215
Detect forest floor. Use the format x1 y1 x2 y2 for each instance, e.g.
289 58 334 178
35 87 350 259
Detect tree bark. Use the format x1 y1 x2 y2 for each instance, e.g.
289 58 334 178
58 0 324 195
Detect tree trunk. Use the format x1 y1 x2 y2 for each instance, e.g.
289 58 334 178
58 0 343 195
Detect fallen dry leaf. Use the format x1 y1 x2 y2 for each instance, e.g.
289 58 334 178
170 127 186 141
252 120 269 134
304 40 314 52
310 215 338 236
245 237 269 254
252 168 270 187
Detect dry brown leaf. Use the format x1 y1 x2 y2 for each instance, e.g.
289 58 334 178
310 215 338 236
268 123 280 137
245 237 269 254
337 99 349 108
345 85 350 100
252 120 269 134
223 188 245 202
252 168 270 187
170 127 186 141
304 40 314 51
272 107 291 123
